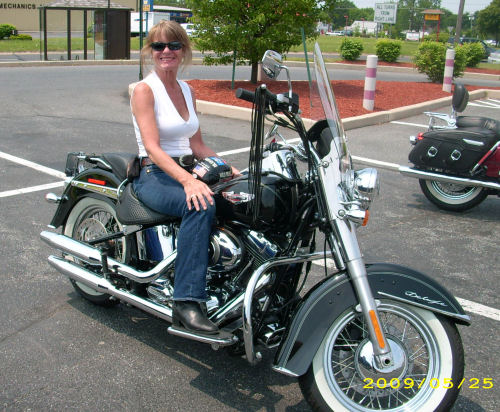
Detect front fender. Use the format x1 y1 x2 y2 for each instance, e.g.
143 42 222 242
272 262 470 378
48 168 122 228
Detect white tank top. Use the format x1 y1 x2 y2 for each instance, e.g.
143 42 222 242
132 71 200 158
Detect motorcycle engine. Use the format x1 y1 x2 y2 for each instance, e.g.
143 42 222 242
208 228 243 273
147 227 279 317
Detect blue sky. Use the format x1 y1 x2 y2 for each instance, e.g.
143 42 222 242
350 1 492 14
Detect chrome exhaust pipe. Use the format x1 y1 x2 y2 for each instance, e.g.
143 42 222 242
399 166 500 190
47 255 173 322
48 255 239 347
40 231 176 283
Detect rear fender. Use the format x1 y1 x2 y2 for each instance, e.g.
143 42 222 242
49 168 122 228
272 262 470 377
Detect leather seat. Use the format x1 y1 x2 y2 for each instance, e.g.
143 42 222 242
456 116 500 136
116 183 179 226
101 153 138 182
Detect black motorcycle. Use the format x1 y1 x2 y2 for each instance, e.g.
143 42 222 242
400 84 500 211
41 45 469 411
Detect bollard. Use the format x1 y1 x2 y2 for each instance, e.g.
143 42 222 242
443 48 455 93
363 55 378 111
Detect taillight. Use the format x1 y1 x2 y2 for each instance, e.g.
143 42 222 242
88 178 106 186
410 132 425 145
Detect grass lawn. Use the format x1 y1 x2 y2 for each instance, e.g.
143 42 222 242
288 36 421 56
0 35 423 55
1 35 498 71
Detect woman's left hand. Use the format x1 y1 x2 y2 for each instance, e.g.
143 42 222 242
231 166 242 177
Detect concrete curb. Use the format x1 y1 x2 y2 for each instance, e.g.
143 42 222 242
0 59 140 67
196 89 500 131
1 57 499 81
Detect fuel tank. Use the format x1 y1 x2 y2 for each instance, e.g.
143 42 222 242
214 174 296 229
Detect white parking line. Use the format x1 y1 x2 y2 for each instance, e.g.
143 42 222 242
0 181 64 198
0 151 65 179
456 298 500 321
390 121 428 128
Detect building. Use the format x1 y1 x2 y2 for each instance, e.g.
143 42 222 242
0 0 190 32
350 20 379 35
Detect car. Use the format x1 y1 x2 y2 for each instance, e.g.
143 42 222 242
448 36 496 58
181 23 196 37
326 30 344 36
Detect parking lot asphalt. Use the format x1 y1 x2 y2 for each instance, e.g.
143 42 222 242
0 65 498 411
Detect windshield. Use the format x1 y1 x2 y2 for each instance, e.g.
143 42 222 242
308 43 350 172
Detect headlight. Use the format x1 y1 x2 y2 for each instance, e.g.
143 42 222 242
354 168 379 209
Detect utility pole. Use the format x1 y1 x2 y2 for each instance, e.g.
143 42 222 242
454 0 465 43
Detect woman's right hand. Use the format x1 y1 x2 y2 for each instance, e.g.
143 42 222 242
183 177 214 211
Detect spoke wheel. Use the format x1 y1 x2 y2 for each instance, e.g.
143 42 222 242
64 198 127 306
299 301 464 412
419 179 487 212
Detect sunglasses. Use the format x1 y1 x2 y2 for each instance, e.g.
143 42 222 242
151 41 183 52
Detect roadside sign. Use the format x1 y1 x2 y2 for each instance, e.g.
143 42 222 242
374 3 397 24
143 0 153 12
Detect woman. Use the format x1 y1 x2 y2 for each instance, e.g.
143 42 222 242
131 21 235 335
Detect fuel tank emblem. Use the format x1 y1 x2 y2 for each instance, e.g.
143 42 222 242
222 191 255 205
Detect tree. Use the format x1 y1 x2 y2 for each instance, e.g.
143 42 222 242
477 0 500 44
322 0 356 29
187 0 319 83
394 0 442 33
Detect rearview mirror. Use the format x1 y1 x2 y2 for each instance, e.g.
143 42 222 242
262 50 283 79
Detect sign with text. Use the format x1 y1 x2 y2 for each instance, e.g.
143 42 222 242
374 3 397 24
142 0 153 12
424 14 441 21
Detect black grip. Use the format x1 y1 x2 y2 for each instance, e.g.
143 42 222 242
236 87 287 113
235 88 255 103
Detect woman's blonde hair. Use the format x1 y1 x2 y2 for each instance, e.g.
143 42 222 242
140 20 192 70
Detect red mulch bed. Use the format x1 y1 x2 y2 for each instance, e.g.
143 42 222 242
188 79 500 119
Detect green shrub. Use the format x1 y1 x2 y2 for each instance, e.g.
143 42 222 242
413 42 466 83
375 39 402 62
0 23 17 39
339 37 363 61
459 42 485 67
422 33 449 43
452 46 468 77
9 33 32 40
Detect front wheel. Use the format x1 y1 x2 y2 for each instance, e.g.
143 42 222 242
419 179 487 212
63 197 129 307
299 301 464 412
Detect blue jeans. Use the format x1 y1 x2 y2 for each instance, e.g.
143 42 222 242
133 165 215 302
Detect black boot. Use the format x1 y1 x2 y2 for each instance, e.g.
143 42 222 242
172 301 219 335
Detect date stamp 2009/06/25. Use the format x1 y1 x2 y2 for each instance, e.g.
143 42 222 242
363 378 494 390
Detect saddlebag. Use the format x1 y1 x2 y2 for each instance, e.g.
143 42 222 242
409 128 497 173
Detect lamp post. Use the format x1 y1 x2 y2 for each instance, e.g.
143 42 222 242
344 15 348 36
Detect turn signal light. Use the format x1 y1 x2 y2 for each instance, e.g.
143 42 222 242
362 210 370 226
344 208 370 227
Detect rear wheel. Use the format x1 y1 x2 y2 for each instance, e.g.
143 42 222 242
64 197 128 306
419 179 487 212
299 301 464 411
